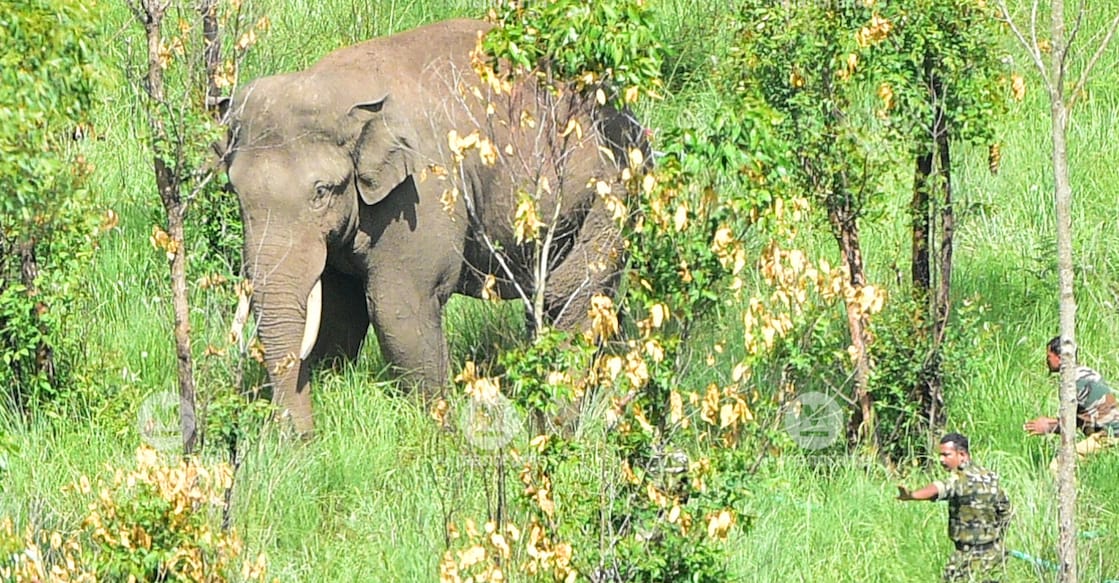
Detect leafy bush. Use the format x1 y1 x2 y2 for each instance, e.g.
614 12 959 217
0 446 269 581
439 2 802 581
0 0 106 409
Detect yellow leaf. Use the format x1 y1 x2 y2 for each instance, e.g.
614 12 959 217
674 204 688 232
701 383 720 425
478 138 498 166
628 147 645 169
719 403 736 428
513 196 544 243
536 489 555 517
706 509 734 540
455 361 479 384
587 294 620 343
877 83 894 110
458 545 486 569
624 85 639 104
1011 74 1026 101
596 88 607 105
668 505 681 524
561 118 583 139
481 274 499 302
621 460 640 484
732 362 749 382
520 109 536 128
633 403 654 433
669 391 684 425
430 399 450 425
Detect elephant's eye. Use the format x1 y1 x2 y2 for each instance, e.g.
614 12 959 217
310 182 334 210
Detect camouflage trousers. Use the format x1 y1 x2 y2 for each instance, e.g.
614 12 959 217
943 546 1006 582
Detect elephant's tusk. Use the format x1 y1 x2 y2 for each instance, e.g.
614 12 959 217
299 278 323 360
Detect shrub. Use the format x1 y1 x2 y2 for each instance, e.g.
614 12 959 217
0 0 106 410
0 446 269 582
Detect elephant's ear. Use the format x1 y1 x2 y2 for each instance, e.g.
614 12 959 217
349 96 416 206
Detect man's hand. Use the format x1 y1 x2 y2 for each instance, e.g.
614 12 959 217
896 484 913 501
1024 416 1059 436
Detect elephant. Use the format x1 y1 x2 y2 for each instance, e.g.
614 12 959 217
221 18 646 436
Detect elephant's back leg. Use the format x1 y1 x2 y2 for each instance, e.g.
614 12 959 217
308 266 370 364
542 202 624 330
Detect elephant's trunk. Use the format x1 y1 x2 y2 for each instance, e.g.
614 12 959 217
245 234 327 436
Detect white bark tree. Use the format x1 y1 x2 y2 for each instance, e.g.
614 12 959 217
996 2 1119 581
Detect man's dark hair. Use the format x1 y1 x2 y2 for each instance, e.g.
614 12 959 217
940 432 970 453
1047 335 1078 359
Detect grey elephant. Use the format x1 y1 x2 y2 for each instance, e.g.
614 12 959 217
221 18 645 435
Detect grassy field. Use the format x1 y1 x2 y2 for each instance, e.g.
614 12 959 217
3 1 1119 581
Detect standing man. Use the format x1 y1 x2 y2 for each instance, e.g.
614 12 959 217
1024 336 1119 474
898 433 1012 582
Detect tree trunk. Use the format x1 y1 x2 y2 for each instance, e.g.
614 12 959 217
201 0 222 116
136 0 198 456
911 151 932 300
829 205 874 446
156 158 198 455
928 128 952 434
1045 0 1078 579
1052 85 1079 583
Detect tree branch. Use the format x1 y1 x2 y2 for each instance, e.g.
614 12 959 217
998 0 1056 93
1069 8 1119 109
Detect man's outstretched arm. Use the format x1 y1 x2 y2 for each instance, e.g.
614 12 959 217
1024 416 1059 435
897 483 939 501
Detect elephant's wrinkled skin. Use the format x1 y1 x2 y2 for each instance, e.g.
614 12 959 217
223 19 644 435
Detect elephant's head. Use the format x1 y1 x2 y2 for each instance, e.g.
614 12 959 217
222 72 418 434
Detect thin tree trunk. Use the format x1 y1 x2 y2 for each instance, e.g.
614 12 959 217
201 0 222 115
1052 91 1079 583
1047 0 1078 579
134 0 198 455
911 151 932 300
159 158 198 455
927 127 952 436
829 207 874 446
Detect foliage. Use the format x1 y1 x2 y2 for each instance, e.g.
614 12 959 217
0 0 99 218
726 0 1006 451
136 2 267 280
866 293 996 460
0 446 269 582
729 1 893 232
868 0 1010 151
0 0 107 408
483 0 664 103
439 2 825 581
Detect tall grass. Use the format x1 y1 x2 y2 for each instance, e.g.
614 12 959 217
3 1 1119 581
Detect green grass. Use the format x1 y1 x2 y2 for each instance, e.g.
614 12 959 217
4 1 1119 581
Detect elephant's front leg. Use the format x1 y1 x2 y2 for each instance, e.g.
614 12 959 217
367 276 450 400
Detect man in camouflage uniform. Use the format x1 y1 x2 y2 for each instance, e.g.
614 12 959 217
1024 336 1119 475
898 433 1012 582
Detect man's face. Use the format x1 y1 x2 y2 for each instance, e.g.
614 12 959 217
1047 349 1061 373
939 442 969 471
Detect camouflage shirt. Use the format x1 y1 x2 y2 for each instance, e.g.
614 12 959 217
933 462 1012 547
1072 366 1119 436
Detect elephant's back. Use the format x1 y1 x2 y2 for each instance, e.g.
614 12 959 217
310 19 492 76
